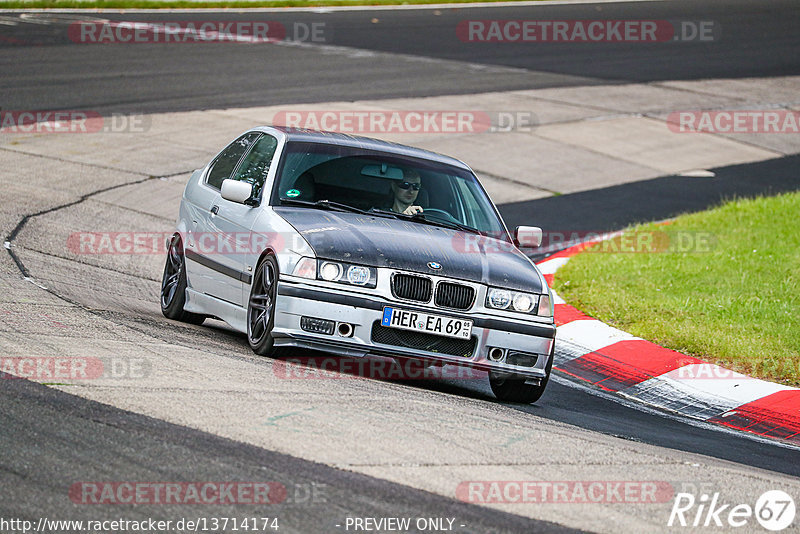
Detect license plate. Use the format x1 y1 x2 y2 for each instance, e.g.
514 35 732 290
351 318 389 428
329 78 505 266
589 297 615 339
381 307 472 340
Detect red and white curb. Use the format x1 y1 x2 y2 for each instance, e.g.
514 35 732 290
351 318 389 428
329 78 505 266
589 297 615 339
536 239 800 446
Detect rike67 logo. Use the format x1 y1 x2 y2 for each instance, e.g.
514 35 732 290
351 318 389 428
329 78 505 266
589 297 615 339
669 490 795 531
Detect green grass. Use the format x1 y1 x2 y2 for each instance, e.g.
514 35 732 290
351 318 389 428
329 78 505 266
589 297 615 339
0 0 538 8
553 192 800 386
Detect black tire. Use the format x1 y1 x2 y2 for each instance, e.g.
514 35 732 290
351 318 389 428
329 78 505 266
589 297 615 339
247 255 279 356
489 345 555 404
161 235 205 325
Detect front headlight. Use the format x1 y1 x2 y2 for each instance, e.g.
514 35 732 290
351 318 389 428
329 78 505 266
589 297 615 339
320 261 342 281
486 287 539 315
512 293 535 313
316 259 376 288
346 265 371 285
487 288 511 309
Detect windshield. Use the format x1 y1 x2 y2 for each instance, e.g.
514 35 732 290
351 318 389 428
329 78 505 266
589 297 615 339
271 141 508 238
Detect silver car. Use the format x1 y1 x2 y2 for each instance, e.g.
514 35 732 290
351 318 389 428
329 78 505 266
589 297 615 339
161 126 556 403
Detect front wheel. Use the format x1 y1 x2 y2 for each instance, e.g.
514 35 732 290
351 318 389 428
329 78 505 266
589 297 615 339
247 255 279 356
160 235 205 325
489 345 554 404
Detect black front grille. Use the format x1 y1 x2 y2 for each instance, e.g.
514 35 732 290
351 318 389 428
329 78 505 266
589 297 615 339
391 274 432 302
371 322 476 357
435 282 475 310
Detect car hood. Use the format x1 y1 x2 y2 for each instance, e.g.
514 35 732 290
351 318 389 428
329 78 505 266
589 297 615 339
274 207 543 293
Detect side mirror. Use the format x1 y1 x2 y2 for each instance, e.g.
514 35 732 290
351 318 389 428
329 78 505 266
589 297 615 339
515 226 543 248
221 179 253 205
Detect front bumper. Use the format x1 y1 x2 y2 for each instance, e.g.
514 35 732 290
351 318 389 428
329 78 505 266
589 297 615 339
272 280 556 380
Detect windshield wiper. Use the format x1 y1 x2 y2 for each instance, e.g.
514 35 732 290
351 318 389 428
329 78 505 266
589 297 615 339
367 208 403 218
369 208 481 234
280 198 368 215
410 212 481 234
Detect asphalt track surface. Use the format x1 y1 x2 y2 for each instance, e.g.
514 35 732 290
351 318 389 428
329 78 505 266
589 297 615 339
2 0 800 532
1 378 575 533
0 0 798 114
508 154 800 259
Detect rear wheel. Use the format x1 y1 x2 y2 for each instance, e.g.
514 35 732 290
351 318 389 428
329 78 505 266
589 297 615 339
489 345 554 404
247 255 279 356
160 235 205 325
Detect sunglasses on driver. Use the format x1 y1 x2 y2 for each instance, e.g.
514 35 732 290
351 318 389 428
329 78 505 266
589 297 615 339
396 181 421 191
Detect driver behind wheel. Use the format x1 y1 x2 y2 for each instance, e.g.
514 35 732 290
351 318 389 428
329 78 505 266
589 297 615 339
389 169 424 215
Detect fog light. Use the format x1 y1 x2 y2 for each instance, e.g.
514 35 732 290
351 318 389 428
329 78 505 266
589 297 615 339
300 316 335 335
506 351 538 367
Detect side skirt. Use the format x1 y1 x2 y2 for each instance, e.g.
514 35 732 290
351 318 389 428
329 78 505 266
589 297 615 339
185 288 247 333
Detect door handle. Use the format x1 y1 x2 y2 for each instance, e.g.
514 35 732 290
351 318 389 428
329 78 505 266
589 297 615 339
210 205 219 215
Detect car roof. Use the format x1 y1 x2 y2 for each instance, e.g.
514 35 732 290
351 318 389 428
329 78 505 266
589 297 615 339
251 125 472 171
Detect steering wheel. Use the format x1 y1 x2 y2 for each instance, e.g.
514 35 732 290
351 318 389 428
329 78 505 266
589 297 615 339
421 208 458 223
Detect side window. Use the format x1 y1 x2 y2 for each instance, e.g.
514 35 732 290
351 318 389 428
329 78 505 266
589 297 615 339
206 133 260 189
230 135 278 200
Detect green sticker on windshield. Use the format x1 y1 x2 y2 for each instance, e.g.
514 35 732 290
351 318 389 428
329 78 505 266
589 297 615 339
286 189 301 198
